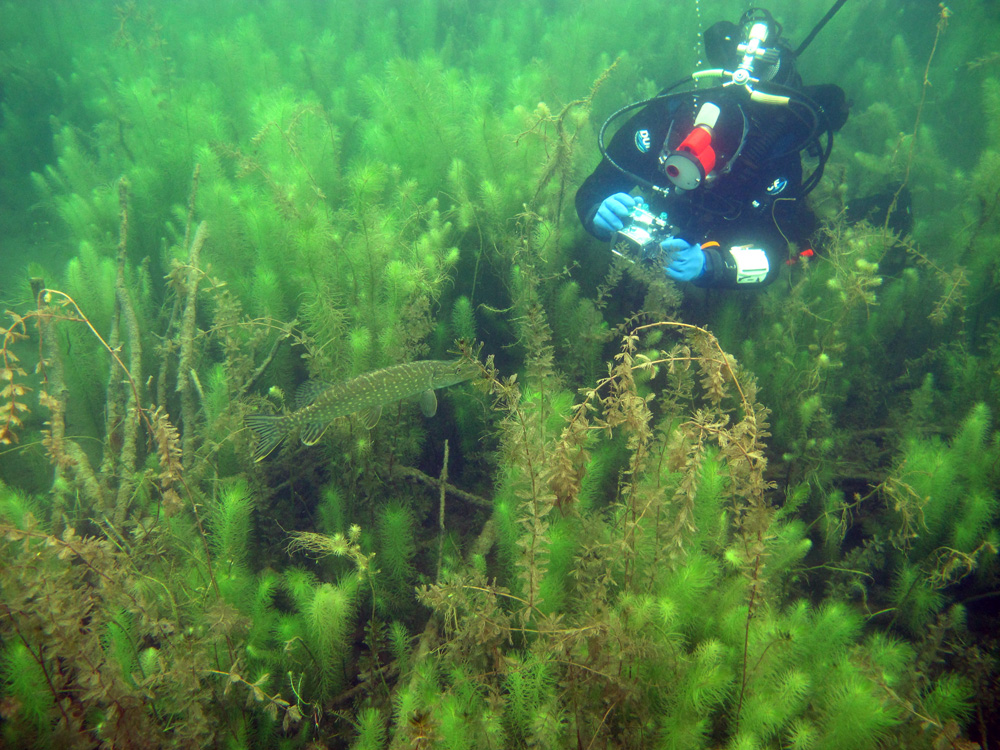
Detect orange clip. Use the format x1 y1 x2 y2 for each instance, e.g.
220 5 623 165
786 248 815 265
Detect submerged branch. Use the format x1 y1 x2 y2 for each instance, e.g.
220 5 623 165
389 463 491 508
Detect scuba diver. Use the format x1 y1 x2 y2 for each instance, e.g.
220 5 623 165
576 6 852 289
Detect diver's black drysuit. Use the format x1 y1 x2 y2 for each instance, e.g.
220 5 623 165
576 83 848 288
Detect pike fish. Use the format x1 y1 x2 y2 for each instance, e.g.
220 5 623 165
246 359 478 462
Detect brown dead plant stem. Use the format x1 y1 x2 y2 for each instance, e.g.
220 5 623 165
0 311 31 446
430 322 775 746
0 172 223 602
516 58 620 230
551 320 774 734
25 287 221 595
0 515 220 748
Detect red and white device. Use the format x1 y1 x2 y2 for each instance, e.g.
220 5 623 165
661 102 721 191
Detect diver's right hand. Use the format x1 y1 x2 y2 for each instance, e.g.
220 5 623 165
593 193 637 240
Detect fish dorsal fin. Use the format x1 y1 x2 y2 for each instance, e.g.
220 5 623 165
418 389 438 417
359 406 382 430
300 420 331 446
296 380 332 409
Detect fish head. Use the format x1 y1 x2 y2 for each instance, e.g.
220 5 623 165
430 359 480 387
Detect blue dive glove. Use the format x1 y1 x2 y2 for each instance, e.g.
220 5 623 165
661 238 706 282
593 192 637 239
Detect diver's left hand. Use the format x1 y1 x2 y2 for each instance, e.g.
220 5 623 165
661 238 706 282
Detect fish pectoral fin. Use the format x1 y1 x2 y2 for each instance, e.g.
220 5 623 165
359 406 382 430
418 389 438 418
295 380 333 409
300 420 332 446
246 414 290 462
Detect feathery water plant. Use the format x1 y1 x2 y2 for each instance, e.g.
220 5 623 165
307 578 358 700
420 321 990 748
350 706 388 750
888 562 947 635
103 608 141 685
880 403 999 594
0 1 996 747
316 482 349 538
449 294 477 344
209 479 254 571
0 482 39 528
1 641 55 739
920 674 975 728
812 669 902 750
535 515 579 616
376 501 418 611
503 650 561 747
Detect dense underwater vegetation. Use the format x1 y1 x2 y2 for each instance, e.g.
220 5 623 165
0 0 998 747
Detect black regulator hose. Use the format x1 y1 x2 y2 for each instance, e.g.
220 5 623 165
596 76 699 191
746 80 834 195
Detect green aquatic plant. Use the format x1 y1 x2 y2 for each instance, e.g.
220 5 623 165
0 481 39 528
550 279 612 384
881 403 999 560
921 674 975 729
62 240 118 346
504 650 563 747
420 322 987 749
0 513 220 747
361 56 489 199
275 527 381 719
307 579 358 700
350 706 388 750
29 126 124 249
316 481 349 538
209 479 254 571
376 501 418 612
1 0 997 746
449 294 477 344
811 668 901 750
1 641 55 739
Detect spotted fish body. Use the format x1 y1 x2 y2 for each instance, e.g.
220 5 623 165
247 359 478 462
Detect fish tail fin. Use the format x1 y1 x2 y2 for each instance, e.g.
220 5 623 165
246 414 291 462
